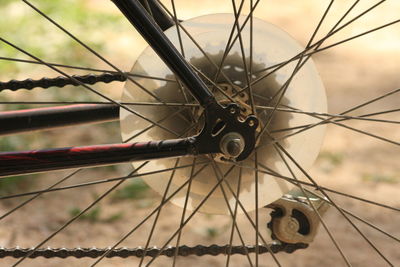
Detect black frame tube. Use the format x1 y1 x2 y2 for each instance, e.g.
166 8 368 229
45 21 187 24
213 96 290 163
0 104 119 136
138 0 174 30
0 138 196 177
111 0 216 107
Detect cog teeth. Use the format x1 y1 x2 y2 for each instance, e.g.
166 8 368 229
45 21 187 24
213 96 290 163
267 210 278 241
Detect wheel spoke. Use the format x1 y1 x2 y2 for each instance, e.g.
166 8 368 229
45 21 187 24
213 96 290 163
249 0 256 114
171 0 184 57
256 106 400 126
0 56 176 83
22 0 202 132
303 189 400 243
225 166 253 267
0 161 209 201
248 2 260 264
0 105 197 221
251 160 400 245
268 104 400 148
22 0 168 103
254 153 260 266
272 143 351 266
169 0 198 123
0 37 180 136
234 151 400 214
89 156 211 265
228 159 400 217
191 64 237 103
235 0 384 95
231 0 256 115
0 111 202 201
212 0 261 84
137 158 181 267
308 0 335 47
210 162 255 267
256 0 335 142
172 158 196 267
122 107 187 143
256 88 400 149
274 144 400 260
272 136 394 266
252 160 400 213
210 162 282 267
287 117 399 145
12 166 142 266
340 208 400 243
0 101 199 107
95 160 235 266
154 0 256 104
153 0 238 103
307 18 400 58
270 1 392 83
0 169 82 220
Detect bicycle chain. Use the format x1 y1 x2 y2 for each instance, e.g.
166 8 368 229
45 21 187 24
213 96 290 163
0 195 313 259
0 243 307 259
0 73 126 92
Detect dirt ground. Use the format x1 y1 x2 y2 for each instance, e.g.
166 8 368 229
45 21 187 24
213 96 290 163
0 1 399 266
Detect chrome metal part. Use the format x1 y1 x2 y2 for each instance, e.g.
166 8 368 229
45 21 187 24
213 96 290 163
219 132 245 159
267 193 330 244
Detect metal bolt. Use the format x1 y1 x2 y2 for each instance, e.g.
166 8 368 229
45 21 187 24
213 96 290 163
220 132 245 158
286 217 300 235
226 139 242 157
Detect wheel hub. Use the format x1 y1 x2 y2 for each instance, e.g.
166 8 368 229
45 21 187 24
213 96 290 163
120 13 327 214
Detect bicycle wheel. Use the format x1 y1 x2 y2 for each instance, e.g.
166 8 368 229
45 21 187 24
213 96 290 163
0 0 399 266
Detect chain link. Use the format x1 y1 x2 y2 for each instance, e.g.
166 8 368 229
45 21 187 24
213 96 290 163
0 73 126 92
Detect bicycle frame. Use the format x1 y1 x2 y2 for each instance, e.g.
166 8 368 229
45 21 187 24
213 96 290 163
113 0 216 107
0 0 258 177
0 104 118 136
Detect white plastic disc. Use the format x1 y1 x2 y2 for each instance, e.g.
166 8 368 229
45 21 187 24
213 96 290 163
120 14 327 215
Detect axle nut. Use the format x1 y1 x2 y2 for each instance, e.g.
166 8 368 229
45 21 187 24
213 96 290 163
220 132 245 158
